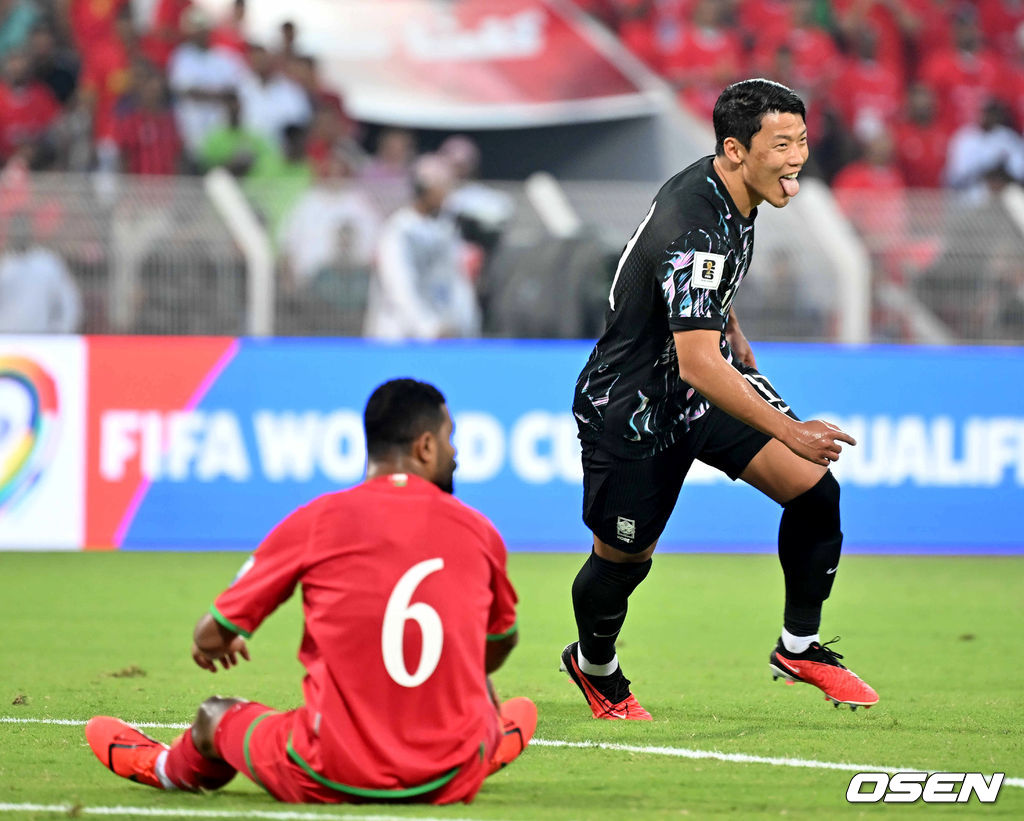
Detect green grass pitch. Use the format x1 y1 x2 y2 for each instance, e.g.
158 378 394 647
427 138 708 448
1 551 1022 819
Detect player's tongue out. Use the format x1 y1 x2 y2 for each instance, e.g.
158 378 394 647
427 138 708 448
780 175 800 197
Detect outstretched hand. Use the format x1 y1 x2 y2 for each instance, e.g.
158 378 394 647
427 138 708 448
192 634 250 673
786 419 857 466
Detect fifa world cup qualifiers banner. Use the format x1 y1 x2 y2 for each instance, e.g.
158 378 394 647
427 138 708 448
1 336 1022 553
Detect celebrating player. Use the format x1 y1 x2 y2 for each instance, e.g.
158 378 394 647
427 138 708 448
564 79 878 719
86 378 536 804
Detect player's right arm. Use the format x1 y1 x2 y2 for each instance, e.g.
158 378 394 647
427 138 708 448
674 329 854 466
191 505 312 672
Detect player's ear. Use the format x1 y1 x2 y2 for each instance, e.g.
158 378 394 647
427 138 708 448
411 429 436 466
721 136 745 164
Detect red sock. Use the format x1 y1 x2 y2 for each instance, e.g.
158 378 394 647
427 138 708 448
163 729 236 791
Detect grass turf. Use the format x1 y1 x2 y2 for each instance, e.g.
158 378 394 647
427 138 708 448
1 551 1022 819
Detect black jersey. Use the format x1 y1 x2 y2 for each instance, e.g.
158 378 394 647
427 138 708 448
573 155 757 458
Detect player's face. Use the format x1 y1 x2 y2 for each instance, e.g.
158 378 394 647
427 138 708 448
741 112 808 209
431 406 457 494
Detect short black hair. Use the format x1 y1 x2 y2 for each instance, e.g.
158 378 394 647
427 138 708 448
364 378 447 460
713 79 806 156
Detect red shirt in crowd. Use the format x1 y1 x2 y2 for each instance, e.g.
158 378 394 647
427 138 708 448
918 47 1003 129
114 107 182 174
830 56 905 131
833 160 907 235
210 473 518 793
78 37 131 140
0 81 61 160
892 117 951 187
69 0 131 65
978 0 1024 58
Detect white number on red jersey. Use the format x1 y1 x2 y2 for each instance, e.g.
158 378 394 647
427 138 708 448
381 558 444 687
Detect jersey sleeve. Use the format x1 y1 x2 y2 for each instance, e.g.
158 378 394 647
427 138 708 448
660 227 732 332
484 527 518 641
209 505 312 638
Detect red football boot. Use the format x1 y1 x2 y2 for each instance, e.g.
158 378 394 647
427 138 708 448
770 637 879 710
560 642 652 720
85 716 169 789
488 696 538 775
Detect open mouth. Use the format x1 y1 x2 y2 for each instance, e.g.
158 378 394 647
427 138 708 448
780 173 800 198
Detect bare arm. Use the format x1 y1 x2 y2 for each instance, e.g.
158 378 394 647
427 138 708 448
191 612 251 673
725 307 756 368
674 329 855 466
485 631 518 675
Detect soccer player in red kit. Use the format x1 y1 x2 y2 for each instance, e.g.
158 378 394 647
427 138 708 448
85 378 537 805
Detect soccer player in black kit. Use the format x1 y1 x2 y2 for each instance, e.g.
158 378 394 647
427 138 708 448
562 79 878 719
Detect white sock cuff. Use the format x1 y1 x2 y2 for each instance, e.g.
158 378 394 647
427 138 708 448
781 628 819 654
154 749 178 791
577 647 619 676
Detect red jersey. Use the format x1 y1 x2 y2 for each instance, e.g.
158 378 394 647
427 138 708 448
114 108 183 174
210 473 517 796
0 82 61 160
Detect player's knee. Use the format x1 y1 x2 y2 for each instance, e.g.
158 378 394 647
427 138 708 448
784 471 840 522
192 696 245 759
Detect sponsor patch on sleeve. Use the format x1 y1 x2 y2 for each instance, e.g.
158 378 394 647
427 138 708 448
691 252 725 290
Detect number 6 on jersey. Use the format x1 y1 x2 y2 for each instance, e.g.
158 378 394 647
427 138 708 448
381 558 445 687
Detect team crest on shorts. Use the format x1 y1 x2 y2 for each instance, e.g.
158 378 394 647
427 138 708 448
616 516 636 544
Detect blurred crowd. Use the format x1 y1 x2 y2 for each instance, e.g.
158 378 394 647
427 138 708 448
572 0 1024 198
0 0 1022 342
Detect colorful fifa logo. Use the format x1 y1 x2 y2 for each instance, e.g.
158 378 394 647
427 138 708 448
0 356 59 514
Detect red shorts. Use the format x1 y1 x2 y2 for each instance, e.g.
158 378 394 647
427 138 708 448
213 701 495 804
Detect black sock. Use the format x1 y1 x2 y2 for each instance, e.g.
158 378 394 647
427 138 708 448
571 550 652 666
778 472 842 637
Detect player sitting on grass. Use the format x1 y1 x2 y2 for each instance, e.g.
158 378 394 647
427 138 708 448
564 79 878 719
86 378 536 804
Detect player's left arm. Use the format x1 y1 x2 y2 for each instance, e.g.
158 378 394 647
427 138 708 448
725 307 757 368
484 527 519 675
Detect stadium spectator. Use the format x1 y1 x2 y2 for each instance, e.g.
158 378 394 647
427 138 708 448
85 377 537 805
944 98 1024 200
977 0 1024 59
749 0 842 101
918 5 1002 130
439 134 514 274
660 0 742 119
0 212 81 332
831 0 917 81
145 0 192 68
27 23 78 105
365 154 481 340
361 126 417 185
197 90 276 176
0 0 38 63
278 19 298 60
278 148 380 307
245 122 313 237
833 127 907 235
209 0 248 58
285 54 357 150
565 79 877 722
994 23 1024 131
0 49 61 168
167 6 245 163
892 83 951 187
236 43 311 149
112 69 182 175
829 27 904 137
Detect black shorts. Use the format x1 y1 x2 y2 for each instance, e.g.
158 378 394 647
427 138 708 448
581 369 798 553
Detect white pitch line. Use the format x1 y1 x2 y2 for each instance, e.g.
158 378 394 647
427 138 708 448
0 804 486 821
4 717 1021 790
